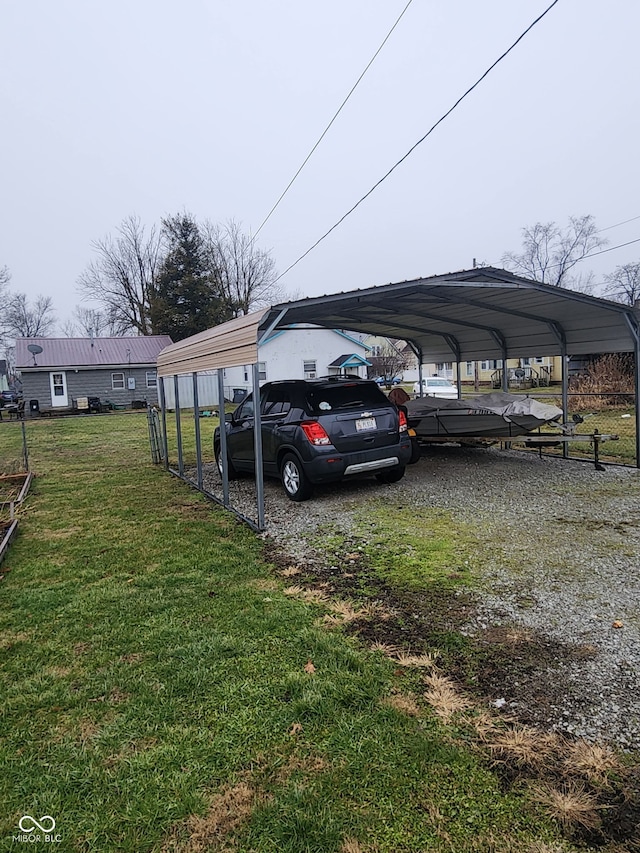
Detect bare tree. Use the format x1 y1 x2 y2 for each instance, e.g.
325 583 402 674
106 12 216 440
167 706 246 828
58 318 79 338
61 306 123 337
369 341 408 385
4 293 56 337
501 215 606 289
603 262 640 306
203 219 282 316
77 215 162 334
0 267 10 316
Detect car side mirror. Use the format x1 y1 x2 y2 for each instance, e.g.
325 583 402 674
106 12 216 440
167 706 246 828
224 412 234 422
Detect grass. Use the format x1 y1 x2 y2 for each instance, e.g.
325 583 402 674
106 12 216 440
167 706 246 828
0 414 635 852
352 501 476 589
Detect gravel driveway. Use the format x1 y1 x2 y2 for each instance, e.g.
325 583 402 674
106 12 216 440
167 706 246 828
199 445 640 749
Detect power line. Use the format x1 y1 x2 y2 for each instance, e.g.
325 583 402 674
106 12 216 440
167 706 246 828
597 215 640 234
275 0 561 284
508 236 640 276
487 217 640 268
580 237 640 262
252 0 415 242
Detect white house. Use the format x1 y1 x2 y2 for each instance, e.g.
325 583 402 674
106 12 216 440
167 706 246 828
162 325 372 407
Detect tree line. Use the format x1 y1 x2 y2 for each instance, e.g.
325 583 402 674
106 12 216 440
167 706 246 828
0 214 285 368
1 212 639 364
77 213 285 341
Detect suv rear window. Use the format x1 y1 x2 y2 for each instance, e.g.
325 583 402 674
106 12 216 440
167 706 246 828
306 383 389 413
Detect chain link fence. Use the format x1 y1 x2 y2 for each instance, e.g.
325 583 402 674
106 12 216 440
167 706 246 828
511 391 637 467
0 420 29 475
0 420 31 562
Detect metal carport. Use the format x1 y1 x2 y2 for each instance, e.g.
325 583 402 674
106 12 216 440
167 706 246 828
157 267 640 528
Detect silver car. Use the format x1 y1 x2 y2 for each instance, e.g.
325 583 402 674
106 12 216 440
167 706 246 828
412 377 458 398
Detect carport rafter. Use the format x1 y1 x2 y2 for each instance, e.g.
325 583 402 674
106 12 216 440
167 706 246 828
422 289 568 351
303 307 463 360
307 300 505 361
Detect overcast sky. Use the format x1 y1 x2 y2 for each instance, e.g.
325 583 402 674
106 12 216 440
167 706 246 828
2 0 639 329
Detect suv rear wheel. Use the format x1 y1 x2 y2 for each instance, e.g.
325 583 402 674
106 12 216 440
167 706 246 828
280 453 313 502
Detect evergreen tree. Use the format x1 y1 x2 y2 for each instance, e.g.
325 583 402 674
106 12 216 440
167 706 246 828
150 213 231 341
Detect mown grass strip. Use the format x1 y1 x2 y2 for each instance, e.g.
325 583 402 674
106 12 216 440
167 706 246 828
0 415 579 852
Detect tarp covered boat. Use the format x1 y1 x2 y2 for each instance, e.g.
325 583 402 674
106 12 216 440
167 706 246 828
404 391 563 439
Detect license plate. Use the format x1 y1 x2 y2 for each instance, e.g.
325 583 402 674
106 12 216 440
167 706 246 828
356 417 376 431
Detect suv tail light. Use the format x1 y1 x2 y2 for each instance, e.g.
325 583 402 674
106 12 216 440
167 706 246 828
300 420 331 445
398 409 408 433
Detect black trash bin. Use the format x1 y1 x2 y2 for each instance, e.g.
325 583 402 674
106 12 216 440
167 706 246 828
29 399 40 413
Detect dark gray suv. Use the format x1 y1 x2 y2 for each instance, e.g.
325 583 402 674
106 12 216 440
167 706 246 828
214 377 412 501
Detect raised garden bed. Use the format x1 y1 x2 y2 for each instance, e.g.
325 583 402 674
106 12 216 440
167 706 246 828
0 472 32 565
0 518 19 566
0 472 33 505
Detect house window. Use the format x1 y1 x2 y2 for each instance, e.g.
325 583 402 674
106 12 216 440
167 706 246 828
258 362 267 381
111 372 125 390
466 361 474 376
146 371 157 388
482 360 502 370
534 357 545 364
303 360 317 380
522 358 531 367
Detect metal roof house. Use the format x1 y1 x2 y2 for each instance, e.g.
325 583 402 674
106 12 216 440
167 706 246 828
15 335 172 413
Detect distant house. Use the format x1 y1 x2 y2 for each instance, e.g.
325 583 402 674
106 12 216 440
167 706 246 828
223 325 371 390
363 334 564 388
15 336 172 412
161 325 372 408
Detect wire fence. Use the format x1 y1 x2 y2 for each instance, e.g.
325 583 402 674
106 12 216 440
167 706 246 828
510 392 637 467
0 420 29 475
151 389 638 476
0 421 31 561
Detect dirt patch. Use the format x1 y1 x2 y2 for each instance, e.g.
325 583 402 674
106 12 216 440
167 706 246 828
264 538 589 724
161 782 261 853
263 538 640 850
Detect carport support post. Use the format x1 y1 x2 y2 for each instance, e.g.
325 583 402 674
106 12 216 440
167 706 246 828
626 310 640 467
636 335 640 468
252 362 265 530
192 371 203 490
561 346 569 459
217 368 230 507
174 375 184 476
159 377 169 470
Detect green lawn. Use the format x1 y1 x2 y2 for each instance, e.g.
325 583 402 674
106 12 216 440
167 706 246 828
0 415 628 852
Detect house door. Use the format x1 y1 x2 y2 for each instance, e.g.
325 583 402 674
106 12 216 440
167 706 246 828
49 371 69 407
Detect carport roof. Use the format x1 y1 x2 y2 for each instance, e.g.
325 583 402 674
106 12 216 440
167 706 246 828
157 267 640 376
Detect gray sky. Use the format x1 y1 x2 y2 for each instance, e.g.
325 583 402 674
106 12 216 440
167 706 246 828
2 0 639 328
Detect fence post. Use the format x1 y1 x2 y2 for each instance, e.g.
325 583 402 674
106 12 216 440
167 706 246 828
21 421 29 472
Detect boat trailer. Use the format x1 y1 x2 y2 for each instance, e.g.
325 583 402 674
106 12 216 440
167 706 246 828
414 427 620 472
